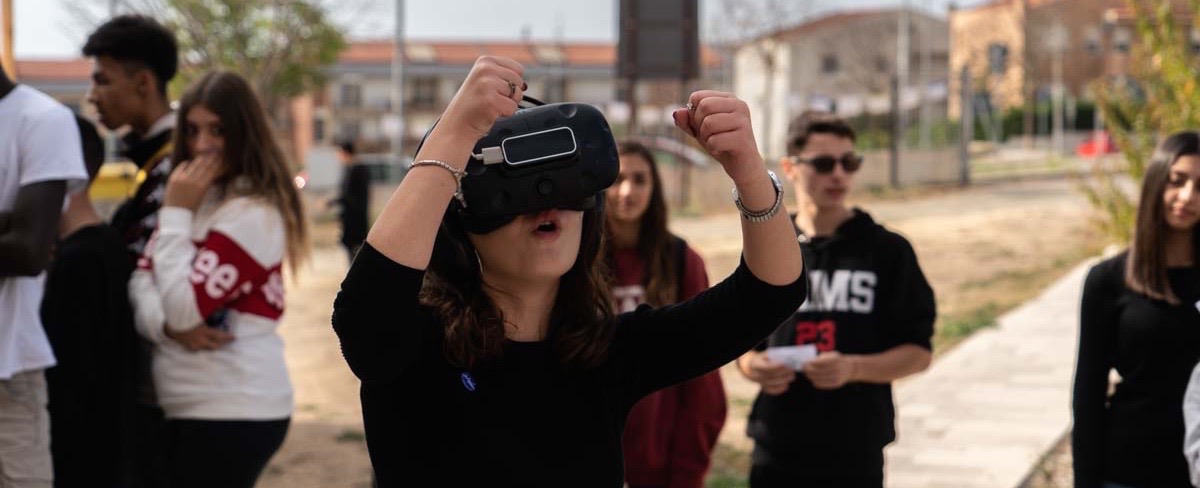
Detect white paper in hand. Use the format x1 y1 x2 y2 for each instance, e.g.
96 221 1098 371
765 344 819 371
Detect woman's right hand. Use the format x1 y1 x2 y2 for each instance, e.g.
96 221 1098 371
362 56 525 271
435 56 526 150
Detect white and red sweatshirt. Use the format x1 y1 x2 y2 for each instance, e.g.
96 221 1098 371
129 190 292 420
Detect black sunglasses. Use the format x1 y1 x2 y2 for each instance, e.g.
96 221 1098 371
792 153 863 174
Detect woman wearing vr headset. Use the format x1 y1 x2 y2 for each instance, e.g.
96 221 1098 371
605 141 726 488
332 56 804 486
129 71 308 488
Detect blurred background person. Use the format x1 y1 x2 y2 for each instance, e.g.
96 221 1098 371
605 141 726 488
82 16 180 486
737 111 935 488
327 139 370 261
0 62 88 488
129 71 309 488
41 115 137 488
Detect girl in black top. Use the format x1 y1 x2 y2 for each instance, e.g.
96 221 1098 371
331 56 805 487
1073 130 1200 488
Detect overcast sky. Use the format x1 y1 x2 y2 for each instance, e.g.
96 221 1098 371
11 0 989 59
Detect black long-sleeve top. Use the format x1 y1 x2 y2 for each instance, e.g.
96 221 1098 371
1072 252 1200 488
332 244 805 487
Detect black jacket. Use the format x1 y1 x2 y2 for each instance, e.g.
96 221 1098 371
333 164 370 248
748 209 936 472
111 129 173 264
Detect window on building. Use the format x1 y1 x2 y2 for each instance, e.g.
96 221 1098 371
875 55 890 73
822 54 839 74
410 76 438 109
1114 28 1131 53
339 120 361 141
1084 26 1101 53
340 83 362 109
314 118 326 143
987 43 1008 75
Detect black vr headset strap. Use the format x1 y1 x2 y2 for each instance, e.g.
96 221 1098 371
411 94 548 165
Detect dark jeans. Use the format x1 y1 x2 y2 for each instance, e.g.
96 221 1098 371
749 445 885 488
127 403 170 488
166 418 290 488
750 463 884 488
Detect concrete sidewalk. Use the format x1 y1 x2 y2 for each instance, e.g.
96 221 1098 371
884 260 1093 488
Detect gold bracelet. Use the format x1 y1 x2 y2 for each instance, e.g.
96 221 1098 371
410 159 467 209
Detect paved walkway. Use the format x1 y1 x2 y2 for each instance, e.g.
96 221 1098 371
884 259 1093 487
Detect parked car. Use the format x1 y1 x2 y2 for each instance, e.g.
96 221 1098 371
1077 131 1118 157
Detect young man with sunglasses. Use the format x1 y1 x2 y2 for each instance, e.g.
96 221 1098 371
736 111 936 487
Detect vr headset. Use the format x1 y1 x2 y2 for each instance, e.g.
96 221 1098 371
418 98 620 233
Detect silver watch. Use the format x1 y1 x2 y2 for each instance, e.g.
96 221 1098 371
732 170 783 223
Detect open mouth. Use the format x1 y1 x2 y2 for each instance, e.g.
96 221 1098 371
530 210 563 239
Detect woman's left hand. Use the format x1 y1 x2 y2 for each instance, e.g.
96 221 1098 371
672 91 765 185
166 324 235 352
164 152 221 211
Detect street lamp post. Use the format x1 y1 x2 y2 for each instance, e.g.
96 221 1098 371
392 0 405 162
0 0 14 78
1047 22 1066 156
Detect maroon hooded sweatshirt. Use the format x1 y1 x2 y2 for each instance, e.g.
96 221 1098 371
610 240 727 488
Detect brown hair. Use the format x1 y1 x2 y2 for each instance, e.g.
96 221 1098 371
786 110 857 155
420 206 615 370
1125 130 1200 304
607 141 680 306
172 71 310 275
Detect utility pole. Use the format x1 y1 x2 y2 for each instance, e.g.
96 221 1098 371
959 66 972 186
896 2 911 139
1049 22 1066 156
891 1 911 188
391 0 406 162
918 0 933 149
0 0 14 78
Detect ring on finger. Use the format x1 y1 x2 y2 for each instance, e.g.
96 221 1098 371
506 80 518 98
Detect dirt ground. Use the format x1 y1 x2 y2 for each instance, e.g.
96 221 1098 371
257 177 1098 487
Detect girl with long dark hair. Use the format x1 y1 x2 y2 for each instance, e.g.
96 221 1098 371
605 141 726 488
1073 130 1200 488
331 56 805 486
129 70 308 488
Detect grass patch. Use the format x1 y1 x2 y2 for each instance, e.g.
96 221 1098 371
706 472 749 488
705 442 750 487
934 240 1102 354
729 396 753 410
935 303 1000 349
335 429 366 443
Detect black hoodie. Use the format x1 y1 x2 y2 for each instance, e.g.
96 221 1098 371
747 208 936 473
